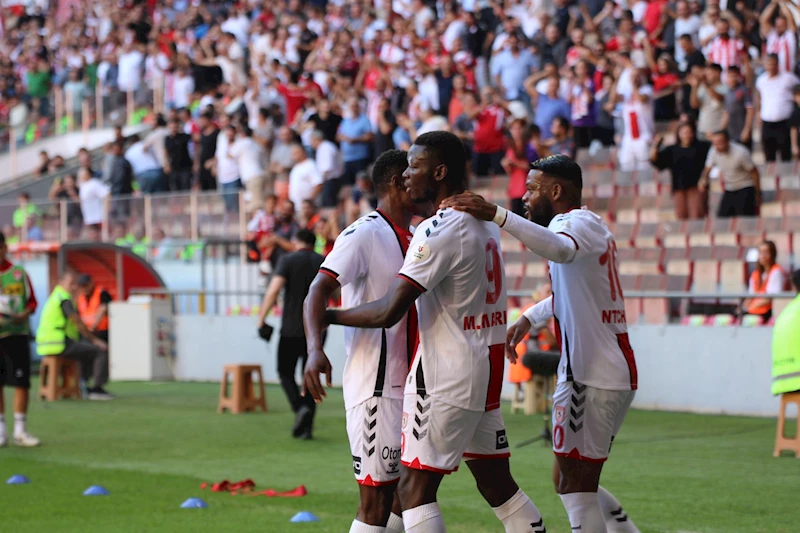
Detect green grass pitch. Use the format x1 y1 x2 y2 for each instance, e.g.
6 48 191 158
1 381 798 533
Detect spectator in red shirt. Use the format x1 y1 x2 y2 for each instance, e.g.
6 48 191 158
470 87 508 177
503 119 531 216
277 72 309 126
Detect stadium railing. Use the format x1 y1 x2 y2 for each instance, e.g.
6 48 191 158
0 189 248 256
2 79 168 180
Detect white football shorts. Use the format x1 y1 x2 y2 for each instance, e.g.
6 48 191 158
346 396 403 486
401 393 510 474
552 381 635 462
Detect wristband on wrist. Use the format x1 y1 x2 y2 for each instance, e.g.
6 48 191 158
492 206 508 227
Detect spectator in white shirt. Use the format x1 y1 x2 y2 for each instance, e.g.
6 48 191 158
117 43 145 97
125 134 164 193
310 130 344 211
170 67 195 110
216 125 243 213
755 54 800 162
288 144 323 211
230 126 267 213
77 167 110 228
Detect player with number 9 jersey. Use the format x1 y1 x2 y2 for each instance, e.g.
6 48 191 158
397 208 511 473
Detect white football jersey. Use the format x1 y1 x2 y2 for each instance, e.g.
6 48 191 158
321 210 417 410
547 208 638 391
398 209 507 413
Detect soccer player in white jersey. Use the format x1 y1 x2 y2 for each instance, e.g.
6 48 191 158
303 150 421 533
322 132 546 533
442 155 640 533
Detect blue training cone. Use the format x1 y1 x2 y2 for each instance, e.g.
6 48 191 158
6 475 30 485
83 485 109 496
290 511 320 523
180 498 208 509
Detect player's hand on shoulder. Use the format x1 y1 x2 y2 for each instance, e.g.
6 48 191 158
505 315 531 364
303 347 332 403
439 191 497 222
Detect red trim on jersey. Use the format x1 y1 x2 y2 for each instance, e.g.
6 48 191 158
398 274 426 293
554 448 608 463
318 267 338 280
407 305 419 371
402 458 458 475
616 333 638 390
463 452 511 460
557 232 579 251
357 475 400 487
23 272 36 312
377 208 413 253
485 344 505 411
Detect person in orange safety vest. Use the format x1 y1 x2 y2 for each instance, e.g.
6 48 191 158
76 274 113 343
742 241 789 322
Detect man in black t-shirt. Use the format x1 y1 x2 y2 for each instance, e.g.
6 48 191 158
306 99 342 144
164 119 193 191
255 230 323 439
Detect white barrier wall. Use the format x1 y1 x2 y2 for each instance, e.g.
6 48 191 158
172 317 781 417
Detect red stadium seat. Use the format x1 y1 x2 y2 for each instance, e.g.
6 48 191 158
712 232 742 260
625 297 642 325
691 260 720 293
688 232 713 260
719 260 746 294
642 299 668 324
640 274 666 290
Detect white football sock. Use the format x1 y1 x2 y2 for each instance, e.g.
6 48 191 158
597 486 640 533
349 519 385 533
13 413 25 437
561 492 607 533
0 414 6 439
492 489 546 532
386 512 405 533
403 502 446 533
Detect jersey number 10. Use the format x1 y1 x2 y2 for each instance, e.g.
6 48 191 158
599 238 624 302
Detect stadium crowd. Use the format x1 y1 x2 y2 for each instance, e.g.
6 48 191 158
1 0 800 254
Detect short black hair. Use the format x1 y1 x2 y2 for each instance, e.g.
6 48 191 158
77 274 92 287
530 154 583 203
713 129 730 140
792 269 800 292
295 229 316 247
727 65 741 75
707 63 722 72
156 113 167 127
413 131 467 188
553 116 570 130
0 232 6 245
371 149 408 193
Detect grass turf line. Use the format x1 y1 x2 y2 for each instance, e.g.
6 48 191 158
0 381 797 533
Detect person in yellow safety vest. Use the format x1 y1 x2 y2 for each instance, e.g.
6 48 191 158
772 270 800 396
76 274 112 344
741 241 789 322
0 232 40 447
35 269 114 401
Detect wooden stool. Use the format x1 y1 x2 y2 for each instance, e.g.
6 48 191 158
510 376 556 415
218 365 268 414
774 391 800 458
38 356 81 401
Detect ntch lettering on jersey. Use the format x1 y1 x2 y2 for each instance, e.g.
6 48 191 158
463 311 507 331
601 309 627 324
